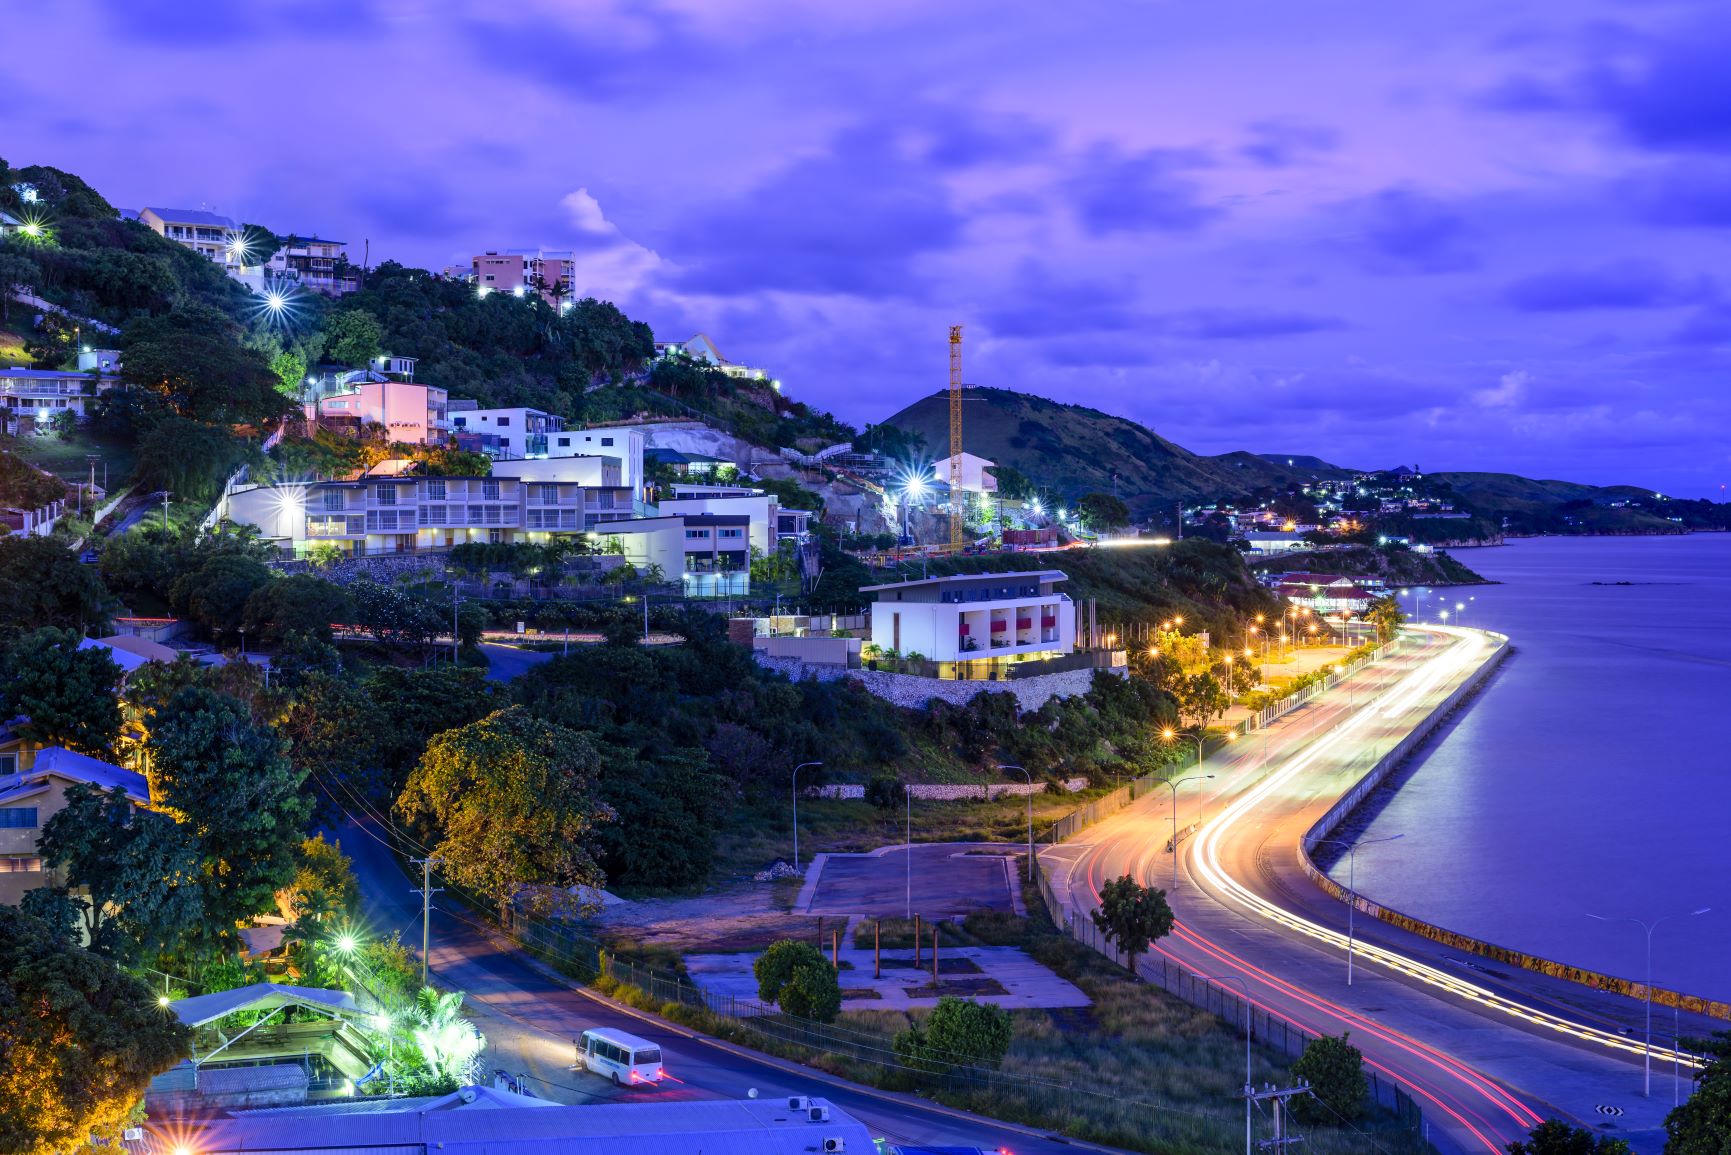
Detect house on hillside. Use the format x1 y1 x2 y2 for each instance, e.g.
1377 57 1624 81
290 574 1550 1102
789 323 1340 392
0 747 150 906
139 206 239 264
865 570 1079 679
654 332 771 381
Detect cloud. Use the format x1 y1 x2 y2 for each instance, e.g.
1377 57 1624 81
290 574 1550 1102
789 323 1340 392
1474 369 1530 407
978 264 1147 338
1161 308 1345 341
1622 160 1731 227
1347 187 1480 275
556 189 668 300
1669 304 1731 346
1503 260 1710 311
1240 119 1340 168
1063 144 1219 236
658 123 966 298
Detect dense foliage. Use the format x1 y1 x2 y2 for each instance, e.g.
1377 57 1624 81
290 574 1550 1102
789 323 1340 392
1290 1033 1368 1124
0 628 124 754
1090 873 1175 969
753 938 840 1022
894 996 1015 1072
1666 1033 1731 1155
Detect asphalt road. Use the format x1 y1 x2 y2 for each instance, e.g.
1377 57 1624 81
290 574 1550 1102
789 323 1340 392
1045 628 1699 1155
340 816 1115 1154
481 641 556 682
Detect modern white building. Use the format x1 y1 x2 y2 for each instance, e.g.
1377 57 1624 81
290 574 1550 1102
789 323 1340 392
1243 531 1310 553
221 460 634 556
865 569 1076 675
595 512 752 598
552 426 646 496
939 451 999 495
448 405 565 459
267 236 357 295
653 332 772 381
657 484 782 555
0 367 109 435
138 206 240 265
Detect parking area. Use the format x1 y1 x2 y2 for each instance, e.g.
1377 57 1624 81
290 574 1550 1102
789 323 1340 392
796 843 1024 918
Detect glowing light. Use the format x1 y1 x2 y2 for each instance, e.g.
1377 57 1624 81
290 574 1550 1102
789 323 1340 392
335 933 358 954
512 285 526 298
158 995 171 1007
1161 727 1176 740
265 291 286 311
477 285 492 299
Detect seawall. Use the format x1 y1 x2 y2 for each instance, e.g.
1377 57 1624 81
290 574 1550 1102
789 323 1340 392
1299 629 1731 1021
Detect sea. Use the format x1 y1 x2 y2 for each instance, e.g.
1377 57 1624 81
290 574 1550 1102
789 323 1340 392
1333 534 1731 1004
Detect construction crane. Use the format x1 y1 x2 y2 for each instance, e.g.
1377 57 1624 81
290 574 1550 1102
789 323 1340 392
949 324 964 552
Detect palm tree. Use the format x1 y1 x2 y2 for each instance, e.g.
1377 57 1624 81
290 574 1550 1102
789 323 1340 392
411 987 482 1084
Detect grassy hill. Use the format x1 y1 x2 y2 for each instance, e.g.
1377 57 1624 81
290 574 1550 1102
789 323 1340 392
1426 472 1718 534
882 387 1334 516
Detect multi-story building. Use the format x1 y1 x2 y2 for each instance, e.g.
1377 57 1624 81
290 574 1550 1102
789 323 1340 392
313 381 450 445
866 570 1077 678
0 367 109 435
268 237 358 296
139 206 240 265
593 513 752 598
222 458 633 555
0 747 150 907
449 406 565 459
470 248 575 305
551 427 646 497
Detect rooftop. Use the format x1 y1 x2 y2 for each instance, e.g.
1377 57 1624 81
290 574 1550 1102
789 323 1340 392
141 206 237 228
0 747 149 806
861 568 1068 595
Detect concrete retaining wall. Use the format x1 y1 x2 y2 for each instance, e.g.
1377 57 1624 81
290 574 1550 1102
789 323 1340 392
844 666 1102 712
1299 632 1731 1021
806 778 1088 801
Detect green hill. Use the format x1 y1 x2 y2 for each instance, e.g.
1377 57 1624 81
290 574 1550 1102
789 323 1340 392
882 387 1335 516
1427 472 1724 534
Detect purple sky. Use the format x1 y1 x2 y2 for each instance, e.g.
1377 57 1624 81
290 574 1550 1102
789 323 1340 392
10 0 1731 496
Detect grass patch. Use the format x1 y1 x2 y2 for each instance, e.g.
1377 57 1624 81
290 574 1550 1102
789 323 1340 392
0 429 135 490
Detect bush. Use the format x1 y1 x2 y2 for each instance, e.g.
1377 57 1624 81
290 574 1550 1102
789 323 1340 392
779 961 841 1023
893 996 1013 1073
865 775 905 810
1291 1032 1367 1123
753 939 827 1004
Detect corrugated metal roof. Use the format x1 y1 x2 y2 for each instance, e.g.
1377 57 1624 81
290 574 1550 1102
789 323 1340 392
142 206 238 228
171 982 360 1028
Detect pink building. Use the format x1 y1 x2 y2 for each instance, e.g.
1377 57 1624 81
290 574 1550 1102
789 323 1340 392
471 248 575 305
313 381 450 445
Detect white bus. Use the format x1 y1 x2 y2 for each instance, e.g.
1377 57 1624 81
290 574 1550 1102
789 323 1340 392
578 1027 666 1087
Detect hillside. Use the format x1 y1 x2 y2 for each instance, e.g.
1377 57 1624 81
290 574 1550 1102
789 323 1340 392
882 387 1334 516
1247 545 1488 588
1255 453 1358 478
1427 472 1725 534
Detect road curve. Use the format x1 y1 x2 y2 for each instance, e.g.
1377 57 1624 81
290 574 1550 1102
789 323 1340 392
1046 628 1689 1154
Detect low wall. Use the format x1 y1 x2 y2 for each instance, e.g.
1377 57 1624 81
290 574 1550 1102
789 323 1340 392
1299 632 1731 1021
844 666 1101 712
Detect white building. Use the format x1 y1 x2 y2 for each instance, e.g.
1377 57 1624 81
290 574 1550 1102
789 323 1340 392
654 332 771 381
138 206 240 265
551 426 646 497
0 367 109 435
313 381 450 445
221 459 633 556
1243 531 1310 554
448 405 565 459
866 569 1076 675
594 512 752 598
939 451 999 495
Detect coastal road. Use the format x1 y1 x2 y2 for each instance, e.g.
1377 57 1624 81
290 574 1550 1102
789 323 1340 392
338 815 1117 1155
1045 628 1697 1154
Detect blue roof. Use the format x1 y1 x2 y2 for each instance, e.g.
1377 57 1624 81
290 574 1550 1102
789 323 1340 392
0 747 148 804
0 367 91 380
142 206 236 228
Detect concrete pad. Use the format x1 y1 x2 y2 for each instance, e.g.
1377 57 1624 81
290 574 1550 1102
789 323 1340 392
800 843 1022 918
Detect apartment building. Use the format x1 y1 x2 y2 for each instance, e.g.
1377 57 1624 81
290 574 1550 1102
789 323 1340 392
223 459 632 555
313 381 450 445
267 237 357 295
658 483 811 555
550 427 645 496
471 248 575 305
448 405 565 459
866 570 1076 676
593 513 752 598
138 206 239 264
0 747 151 907
0 367 110 435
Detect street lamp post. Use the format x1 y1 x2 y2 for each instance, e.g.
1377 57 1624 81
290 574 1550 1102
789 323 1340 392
1155 768 1214 890
1586 907 1711 1098
1193 971 1255 1155
1316 833 1404 985
789 761 824 875
998 765 1035 881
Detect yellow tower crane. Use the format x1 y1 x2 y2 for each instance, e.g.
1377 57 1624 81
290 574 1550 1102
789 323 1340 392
948 324 964 552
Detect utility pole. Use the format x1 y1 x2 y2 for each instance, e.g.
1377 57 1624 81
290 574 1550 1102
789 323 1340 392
1249 1081 1310 1153
452 585 460 664
412 857 444 988
160 492 172 534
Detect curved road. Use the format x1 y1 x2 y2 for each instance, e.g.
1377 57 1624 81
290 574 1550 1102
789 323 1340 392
1045 628 1698 1155
340 815 1114 1155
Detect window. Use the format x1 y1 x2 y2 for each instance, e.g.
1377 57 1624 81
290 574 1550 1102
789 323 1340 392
482 480 500 500
557 437 570 447
375 484 396 506
453 416 467 428
0 857 42 873
323 491 345 511
685 529 709 539
425 479 446 500
601 436 614 446
720 528 743 539
497 416 511 428
538 484 558 503
0 754 14 774
0 807 38 829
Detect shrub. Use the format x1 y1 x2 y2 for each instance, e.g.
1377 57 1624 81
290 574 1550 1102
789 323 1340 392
893 996 1013 1073
865 775 905 810
1291 1032 1367 1123
779 962 841 1023
753 939 827 1004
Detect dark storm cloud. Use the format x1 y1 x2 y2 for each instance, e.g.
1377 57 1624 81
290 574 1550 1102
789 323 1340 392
1063 144 1220 236
1504 260 1710 311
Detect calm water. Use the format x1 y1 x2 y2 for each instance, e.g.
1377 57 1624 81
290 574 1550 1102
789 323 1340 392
1338 535 1731 1002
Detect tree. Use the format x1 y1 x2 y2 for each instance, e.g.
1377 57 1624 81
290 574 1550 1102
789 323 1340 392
894 996 1014 1073
0 534 113 635
1291 1032 1368 1123
0 251 39 324
120 306 292 424
325 308 385 367
1508 1120 1632 1155
1078 492 1132 531
593 746 725 889
396 707 613 921
169 551 275 638
410 987 482 1087
36 784 207 962
1175 671 1229 735
1666 1033 1731 1155
1089 873 1174 970
0 628 123 755
753 938 840 1022
1366 595 1404 643
0 905 190 1155
270 347 308 397
134 416 261 503
243 574 354 644
865 774 906 810
149 687 312 940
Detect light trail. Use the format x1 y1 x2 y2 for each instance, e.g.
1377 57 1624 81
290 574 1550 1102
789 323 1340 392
1186 628 1705 1069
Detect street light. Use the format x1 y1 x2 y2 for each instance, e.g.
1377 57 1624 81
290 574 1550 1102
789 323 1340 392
789 761 824 875
1586 906 1711 1098
998 765 1035 881
1193 971 1254 1155
1315 833 1404 985
1155 773 1213 889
